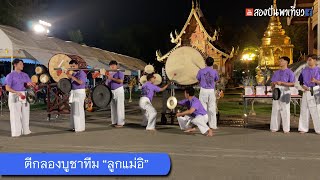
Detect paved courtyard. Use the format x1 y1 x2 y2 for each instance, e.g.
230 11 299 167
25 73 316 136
0 96 319 180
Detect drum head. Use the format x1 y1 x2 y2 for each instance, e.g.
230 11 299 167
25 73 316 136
165 46 205 85
26 89 37 104
35 66 46 75
91 85 112 108
139 75 147 85
40 74 50 84
31 75 39 84
154 74 162 85
144 65 155 74
57 78 72 94
272 88 281 100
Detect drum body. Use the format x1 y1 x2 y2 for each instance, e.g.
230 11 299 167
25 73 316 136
139 75 147 85
35 65 47 75
165 46 205 85
48 54 87 82
153 74 162 85
144 65 155 74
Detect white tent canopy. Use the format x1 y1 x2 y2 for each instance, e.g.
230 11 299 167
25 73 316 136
0 25 146 74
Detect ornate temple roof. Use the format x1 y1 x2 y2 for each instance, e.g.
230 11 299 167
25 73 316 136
156 0 235 62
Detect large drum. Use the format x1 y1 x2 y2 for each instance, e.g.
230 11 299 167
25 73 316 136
48 54 87 82
165 46 205 85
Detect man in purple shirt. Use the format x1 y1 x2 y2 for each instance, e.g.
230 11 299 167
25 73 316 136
106 60 125 128
139 73 169 130
176 87 213 136
298 54 320 134
5 59 36 137
270 56 295 133
196 57 219 130
67 60 87 132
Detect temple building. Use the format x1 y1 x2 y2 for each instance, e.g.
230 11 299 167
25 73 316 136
287 0 318 55
260 0 294 70
156 0 236 79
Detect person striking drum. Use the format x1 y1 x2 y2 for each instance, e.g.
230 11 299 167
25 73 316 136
139 73 169 131
196 57 219 130
176 87 213 137
270 56 295 133
67 60 87 132
298 54 320 134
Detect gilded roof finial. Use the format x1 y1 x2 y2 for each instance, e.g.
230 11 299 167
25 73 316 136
273 0 277 10
192 0 194 9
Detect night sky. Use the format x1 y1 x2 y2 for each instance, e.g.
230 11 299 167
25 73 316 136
34 0 295 61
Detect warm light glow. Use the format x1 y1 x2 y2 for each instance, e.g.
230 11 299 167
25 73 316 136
241 53 256 61
39 20 51 27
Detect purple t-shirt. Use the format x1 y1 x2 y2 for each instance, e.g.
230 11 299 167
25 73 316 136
178 97 207 117
271 68 295 83
71 70 86 90
5 71 31 91
141 81 161 101
299 67 320 87
196 67 219 89
106 71 124 90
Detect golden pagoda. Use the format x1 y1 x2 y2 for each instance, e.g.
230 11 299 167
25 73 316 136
260 0 294 70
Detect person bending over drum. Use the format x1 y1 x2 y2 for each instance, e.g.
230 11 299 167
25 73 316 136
176 87 213 137
139 73 169 131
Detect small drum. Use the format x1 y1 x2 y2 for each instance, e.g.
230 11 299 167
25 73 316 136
154 74 162 85
165 46 205 85
35 66 47 75
272 88 281 100
57 78 72 94
144 65 155 74
91 85 112 108
139 75 147 85
26 88 37 104
39 74 50 84
31 75 39 84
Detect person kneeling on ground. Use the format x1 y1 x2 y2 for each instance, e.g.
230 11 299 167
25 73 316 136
176 87 213 137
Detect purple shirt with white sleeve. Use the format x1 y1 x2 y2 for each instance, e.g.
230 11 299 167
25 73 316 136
141 81 161 101
178 97 207 117
5 71 31 91
106 71 124 90
71 70 87 90
298 67 320 87
271 68 295 83
196 67 219 89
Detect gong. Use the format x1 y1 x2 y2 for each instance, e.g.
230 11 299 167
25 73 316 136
57 78 72 94
91 84 112 108
272 88 281 100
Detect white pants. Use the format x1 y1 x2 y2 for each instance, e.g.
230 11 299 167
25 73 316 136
139 97 157 130
298 86 320 133
199 88 217 129
177 115 209 134
270 86 291 132
69 89 86 132
8 92 31 137
110 87 125 126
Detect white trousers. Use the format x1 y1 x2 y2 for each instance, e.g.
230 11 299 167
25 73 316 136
8 92 31 137
69 89 86 132
110 87 125 126
298 86 320 133
177 115 209 134
139 97 157 130
270 86 291 132
199 88 217 129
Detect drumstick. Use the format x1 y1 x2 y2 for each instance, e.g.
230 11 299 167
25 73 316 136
54 68 125 72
